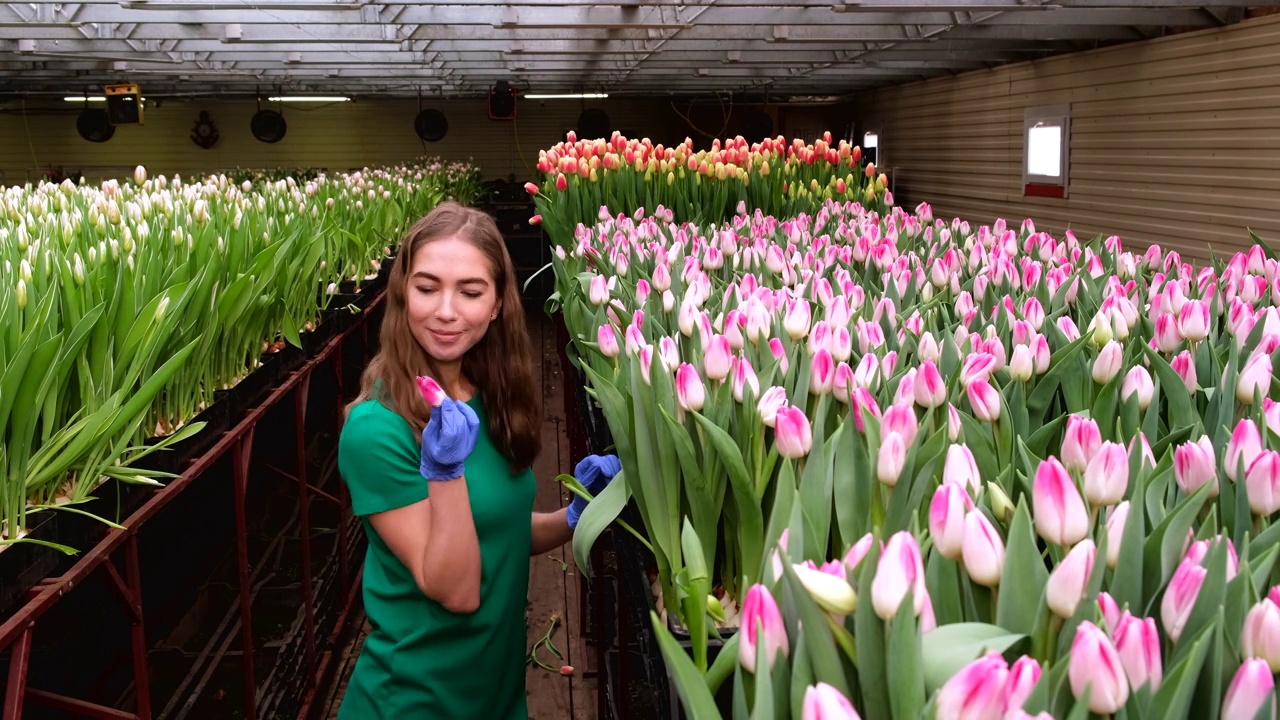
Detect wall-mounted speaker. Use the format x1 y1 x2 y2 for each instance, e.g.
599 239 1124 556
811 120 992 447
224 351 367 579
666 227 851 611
576 108 610 142
76 108 115 143
250 109 287 143
104 83 143 125
414 109 448 142
488 81 516 121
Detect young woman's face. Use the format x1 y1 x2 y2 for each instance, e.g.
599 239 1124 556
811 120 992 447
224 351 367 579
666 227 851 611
406 235 501 364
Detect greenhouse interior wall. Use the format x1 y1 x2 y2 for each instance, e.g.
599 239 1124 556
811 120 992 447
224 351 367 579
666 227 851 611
853 13 1280 263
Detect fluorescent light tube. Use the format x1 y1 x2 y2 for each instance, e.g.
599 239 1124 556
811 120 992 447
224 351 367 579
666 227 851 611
65 96 107 102
267 95 351 102
524 93 608 100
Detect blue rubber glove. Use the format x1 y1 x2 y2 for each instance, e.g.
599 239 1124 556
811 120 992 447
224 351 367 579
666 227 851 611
419 398 481 482
567 454 622 529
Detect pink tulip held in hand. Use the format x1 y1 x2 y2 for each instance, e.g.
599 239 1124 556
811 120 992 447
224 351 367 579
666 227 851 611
416 376 447 407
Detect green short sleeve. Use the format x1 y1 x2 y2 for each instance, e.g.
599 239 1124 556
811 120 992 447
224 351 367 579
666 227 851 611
339 400 430 516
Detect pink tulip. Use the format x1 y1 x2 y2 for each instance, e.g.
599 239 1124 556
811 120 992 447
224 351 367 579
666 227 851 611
1004 656 1042 716
843 533 875 576
1092 340 1123 384
1098 592 1123 634
882 403 919 448
1033 457 1090 546
895 368 918 405
1121 366 1154 410
768 337 789 375
943 444 982 496
415 375 447 407
947 404 963 442
589 274 610 305
597 325 621 358
1009 345 1034 381
1222 659 1276 720
1113 612 1163 691
675 363 706 412
1061 415 1102 473
1058 315 1082 342
872 531 927 620
738 584 790 674
1032 335 1051 374
1162 558 1207 642
1047 539 1096 619
758 386 788 427
967 378 1002 422
930 484 971 561
1104 502 1130 569
1084 441 1130 506
784 299 812 340
877 432 907 487
731 356 759 403
775 406 813 459
1265 398 1280 437
801 682 862 720
1178 299 1210 342
853 353 880 390
1243 598 1280 672
1174 436 1218 497
960 352 997 386
913 359 947 408
704 334 733 381
1169 349 1199 392
1184 536 1239 581
1238 351 1273 405
934 652 1009 720
1069 621 1130 713
1226 418 1264 482
1247 450 1280 516
811 348 836 395
639 346 655 385
1155 312 1183 353
657 337 680 373
833 362 854 404
962 510 1006 588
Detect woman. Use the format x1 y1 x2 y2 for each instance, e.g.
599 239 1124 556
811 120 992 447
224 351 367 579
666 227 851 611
336 201 619 719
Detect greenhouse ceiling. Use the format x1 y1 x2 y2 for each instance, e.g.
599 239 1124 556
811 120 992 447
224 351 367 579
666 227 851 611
0 0 1260 99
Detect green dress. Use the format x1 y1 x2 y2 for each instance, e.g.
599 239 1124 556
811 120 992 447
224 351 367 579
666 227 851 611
336 393 536 719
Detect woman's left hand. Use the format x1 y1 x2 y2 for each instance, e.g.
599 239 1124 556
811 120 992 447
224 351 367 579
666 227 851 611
567 454 621 529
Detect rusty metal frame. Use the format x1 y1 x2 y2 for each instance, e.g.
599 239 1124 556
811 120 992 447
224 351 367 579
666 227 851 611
0 290 384 720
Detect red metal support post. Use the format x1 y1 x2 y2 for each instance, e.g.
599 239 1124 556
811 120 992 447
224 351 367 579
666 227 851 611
3 628 30 720
294 373 318 689
125 535 151 720
233 428 259 720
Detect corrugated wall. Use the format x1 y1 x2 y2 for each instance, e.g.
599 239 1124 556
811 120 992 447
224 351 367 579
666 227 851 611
855 15 1280 262
0 97 678 184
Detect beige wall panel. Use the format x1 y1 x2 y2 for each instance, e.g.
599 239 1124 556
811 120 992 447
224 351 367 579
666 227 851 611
857 15 1280 262
0 97 677 185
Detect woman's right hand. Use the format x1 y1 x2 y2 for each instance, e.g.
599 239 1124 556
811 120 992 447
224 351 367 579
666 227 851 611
419 398 481 482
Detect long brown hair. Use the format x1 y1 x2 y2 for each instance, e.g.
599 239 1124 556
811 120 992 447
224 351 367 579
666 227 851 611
349 200 542 473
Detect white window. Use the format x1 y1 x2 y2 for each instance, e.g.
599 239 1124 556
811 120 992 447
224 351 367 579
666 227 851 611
1022 104 1070 198
863 131 879 166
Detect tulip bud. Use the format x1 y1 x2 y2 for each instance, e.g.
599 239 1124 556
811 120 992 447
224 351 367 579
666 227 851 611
967 378 1001 422
1033 457 1089 547
1059 412 1100 474
1004 656 1042 717
775 406 813 458
1104 502 1129 569
1092 340 1123 384
704 335 733 381
1222 659 1275 720
962 510 1006 588
1247 450 1280 516
731 356 759 403
15 278 26 311
801 683 862 720
1113 612 1163 692
1121 366 1154 410
1238 351 1272 405
1069 621 1130 713
589 274 610 305
843 533 875 576
929 484 971 561
811 349 836 395
415 376 447 407
912 359 946 409
1047 539 1096 619
935 652 1009 720
784 299 812 340
1084 441 1130 506
1178 299 1210 342
871 531 927 620
1162 558 1207 642
1170 350 1199 392
943 444 982 496
675 363 706 412
947 404 963 442
792 562 856 616
1242 598 1280 672
876 431 907 487
1266 399 1280 437
738 584 789 674
1226 418 1264 482
1009 345 1034 381
758 386 787 427
1174 436 1217 497
598 325 621 358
